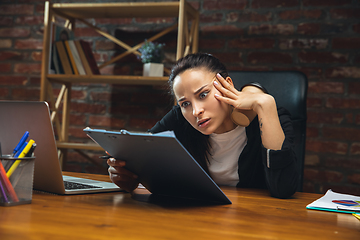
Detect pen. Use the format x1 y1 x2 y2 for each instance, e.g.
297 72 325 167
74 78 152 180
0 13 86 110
11 143 36 189
12 131 29 156
11 143 35 189
14 141 27 158
6 139 35 178
0 177 9 203
0 160 9 202
25 143 36 157
0 160 18 202
0 143 8 202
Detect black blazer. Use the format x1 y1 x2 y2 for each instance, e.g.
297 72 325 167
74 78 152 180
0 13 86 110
150 105 298 198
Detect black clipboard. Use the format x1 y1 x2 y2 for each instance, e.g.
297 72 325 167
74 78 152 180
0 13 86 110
84 128 231 204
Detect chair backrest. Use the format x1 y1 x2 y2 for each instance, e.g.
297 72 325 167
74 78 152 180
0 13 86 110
228 71 308 192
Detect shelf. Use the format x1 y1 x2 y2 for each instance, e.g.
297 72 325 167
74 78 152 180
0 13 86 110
47 74 169 85
51 2 197 19
57 142 103 151
40 1 199 167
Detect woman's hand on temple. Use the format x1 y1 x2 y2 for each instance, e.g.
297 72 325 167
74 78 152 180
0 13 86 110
107 158 139 192
213 72 285 150
213 73 269 113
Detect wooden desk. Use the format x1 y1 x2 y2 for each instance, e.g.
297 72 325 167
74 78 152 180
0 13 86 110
1 172 359 239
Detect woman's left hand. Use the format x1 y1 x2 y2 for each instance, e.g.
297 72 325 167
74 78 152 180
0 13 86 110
213 73 263 112
213 73 285 150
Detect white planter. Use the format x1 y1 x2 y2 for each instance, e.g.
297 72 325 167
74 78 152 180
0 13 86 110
143 63 164 77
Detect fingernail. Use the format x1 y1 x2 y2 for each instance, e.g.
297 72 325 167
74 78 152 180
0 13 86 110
213 80 218 85
217 73 222 78
214 93 220 97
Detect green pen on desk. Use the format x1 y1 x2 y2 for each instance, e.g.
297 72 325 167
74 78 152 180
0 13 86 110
6 139 35 178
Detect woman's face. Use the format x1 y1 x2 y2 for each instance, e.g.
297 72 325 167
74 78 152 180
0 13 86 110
173 67 236 135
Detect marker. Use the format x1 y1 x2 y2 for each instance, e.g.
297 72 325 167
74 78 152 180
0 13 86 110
0 161 18 202
6 139 35 178
0 143 7 202
25 143 36 157
0 174 9 203
0 144 9 203
14 141 27 158
12 131 29 156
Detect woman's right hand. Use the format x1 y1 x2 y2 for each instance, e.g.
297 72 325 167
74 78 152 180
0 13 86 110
107 158 139 192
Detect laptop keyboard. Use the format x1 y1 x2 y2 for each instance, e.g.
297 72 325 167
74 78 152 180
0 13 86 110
64 181 102 190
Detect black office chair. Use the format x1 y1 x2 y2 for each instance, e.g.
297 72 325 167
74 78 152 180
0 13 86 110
228 71 308 192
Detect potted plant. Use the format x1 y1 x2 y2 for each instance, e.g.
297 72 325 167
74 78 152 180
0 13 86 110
138 40 165 77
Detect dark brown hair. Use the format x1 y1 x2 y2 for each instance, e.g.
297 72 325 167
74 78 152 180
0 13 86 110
168 53 229 172
169 53 229 95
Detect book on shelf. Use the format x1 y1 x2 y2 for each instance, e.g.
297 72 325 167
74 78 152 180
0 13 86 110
49 22 75 74
55 41 73 75
66 40 86 75
52 43 63 74
54 40 100 76
79 40 100 75
48 22 100 76
74 40 93 75
64 41 79 75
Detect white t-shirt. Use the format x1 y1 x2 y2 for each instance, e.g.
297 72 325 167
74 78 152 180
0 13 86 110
207 126 247 186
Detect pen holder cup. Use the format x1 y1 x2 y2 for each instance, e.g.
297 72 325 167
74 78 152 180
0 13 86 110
0 155 35 206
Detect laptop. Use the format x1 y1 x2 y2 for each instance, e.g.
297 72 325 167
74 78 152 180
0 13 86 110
0 101 122 194
84 128 232 204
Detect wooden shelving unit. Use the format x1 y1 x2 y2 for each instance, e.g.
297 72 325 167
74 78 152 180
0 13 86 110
40 1 199 165
46 74 169 85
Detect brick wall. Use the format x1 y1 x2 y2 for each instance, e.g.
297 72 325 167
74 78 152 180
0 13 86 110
0 0 359 195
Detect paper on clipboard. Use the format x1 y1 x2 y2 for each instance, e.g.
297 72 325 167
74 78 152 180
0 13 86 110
306 189 360 213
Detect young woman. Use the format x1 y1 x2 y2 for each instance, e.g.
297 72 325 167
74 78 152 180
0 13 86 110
108 53 298 198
